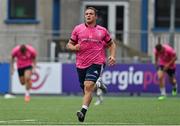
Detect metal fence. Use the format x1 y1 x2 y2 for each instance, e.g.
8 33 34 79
148 33 180 63
0 30 180 63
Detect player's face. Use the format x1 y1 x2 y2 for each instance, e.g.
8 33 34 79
20 45 27 54
158 47 164 54
85 9 97 24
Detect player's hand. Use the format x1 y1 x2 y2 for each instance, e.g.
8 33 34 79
108 56 116 66
163 65 169 71
74 44 80 51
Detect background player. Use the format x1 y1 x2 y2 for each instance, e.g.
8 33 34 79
154 42 178 100
11 44 37 102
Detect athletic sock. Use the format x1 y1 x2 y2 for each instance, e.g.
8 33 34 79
160 87 166 96
25 90 30 97
81 105 88 115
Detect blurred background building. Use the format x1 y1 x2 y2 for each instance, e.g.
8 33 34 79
0 0 180 63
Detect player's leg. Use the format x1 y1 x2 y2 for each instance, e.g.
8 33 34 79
18 68 26 85
170 77 178 96
167 69 178 96
18 68 26 99
24 67 33 102
94 88 103 106
76 64 101 122
94 64 107 105
96 77 107 93
94 77 107 105
76 68 87 122
83 81 96 106
157 67 166 100
19 76 25 85
77 81 95 122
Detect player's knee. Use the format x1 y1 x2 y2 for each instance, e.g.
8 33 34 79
158 76 164 81
170 78 176 84
84 85 94 92
19 77 25 84
20 81 25 85
26 78 31 82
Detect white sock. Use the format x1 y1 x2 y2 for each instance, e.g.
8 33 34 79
82 105 88 110
99 95 103 101
97 95 103 102
25 90 30 96
96 88 102 96
160 87 166 96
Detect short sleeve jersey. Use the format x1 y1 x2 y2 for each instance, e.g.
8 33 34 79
154 44 176 69
70 23 112 68
11 45 37 69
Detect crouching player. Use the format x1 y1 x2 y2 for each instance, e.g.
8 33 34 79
154 42 178 100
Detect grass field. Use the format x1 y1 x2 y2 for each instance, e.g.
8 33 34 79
0 95 180 125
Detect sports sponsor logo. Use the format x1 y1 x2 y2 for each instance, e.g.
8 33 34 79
94 70 98 74
31 66 51 90
101 66 159 90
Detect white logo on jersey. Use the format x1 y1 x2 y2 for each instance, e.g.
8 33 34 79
94 71 98 74
98 31 102 37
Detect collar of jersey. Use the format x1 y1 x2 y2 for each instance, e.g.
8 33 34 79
85 23 97 28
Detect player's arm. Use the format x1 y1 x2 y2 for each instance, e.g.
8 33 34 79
66 39 80 51
155 54 159 69
10 46 18 74
165 54 177 69
32 57 37 70
107 40 116 66
31 49 37 72
10 56 15 75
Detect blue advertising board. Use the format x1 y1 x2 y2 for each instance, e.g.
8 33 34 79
0 63 10 94
62 64 180 94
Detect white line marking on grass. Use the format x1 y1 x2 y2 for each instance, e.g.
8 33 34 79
0 119 36 123
0 120 145 125
29 121 145 125
86 122 145 125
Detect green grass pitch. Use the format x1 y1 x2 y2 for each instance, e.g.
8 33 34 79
0 95 180 125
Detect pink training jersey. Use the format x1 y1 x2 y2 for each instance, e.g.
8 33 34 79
70 23 112 68
11 45 37 69
154 44 176 69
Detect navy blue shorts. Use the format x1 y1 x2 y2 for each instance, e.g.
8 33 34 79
157 65 176 77
77 64 105 90
18 65 32 77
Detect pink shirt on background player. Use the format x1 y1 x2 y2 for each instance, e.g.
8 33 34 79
71 23 111 68
11 45 37 69
154 44 176 69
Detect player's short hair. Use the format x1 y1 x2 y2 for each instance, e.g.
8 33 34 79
20 44 27 54
85 7 98 16
155 43 162 52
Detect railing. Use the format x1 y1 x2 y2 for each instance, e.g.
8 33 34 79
148 33 180 63
0 30 180 63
